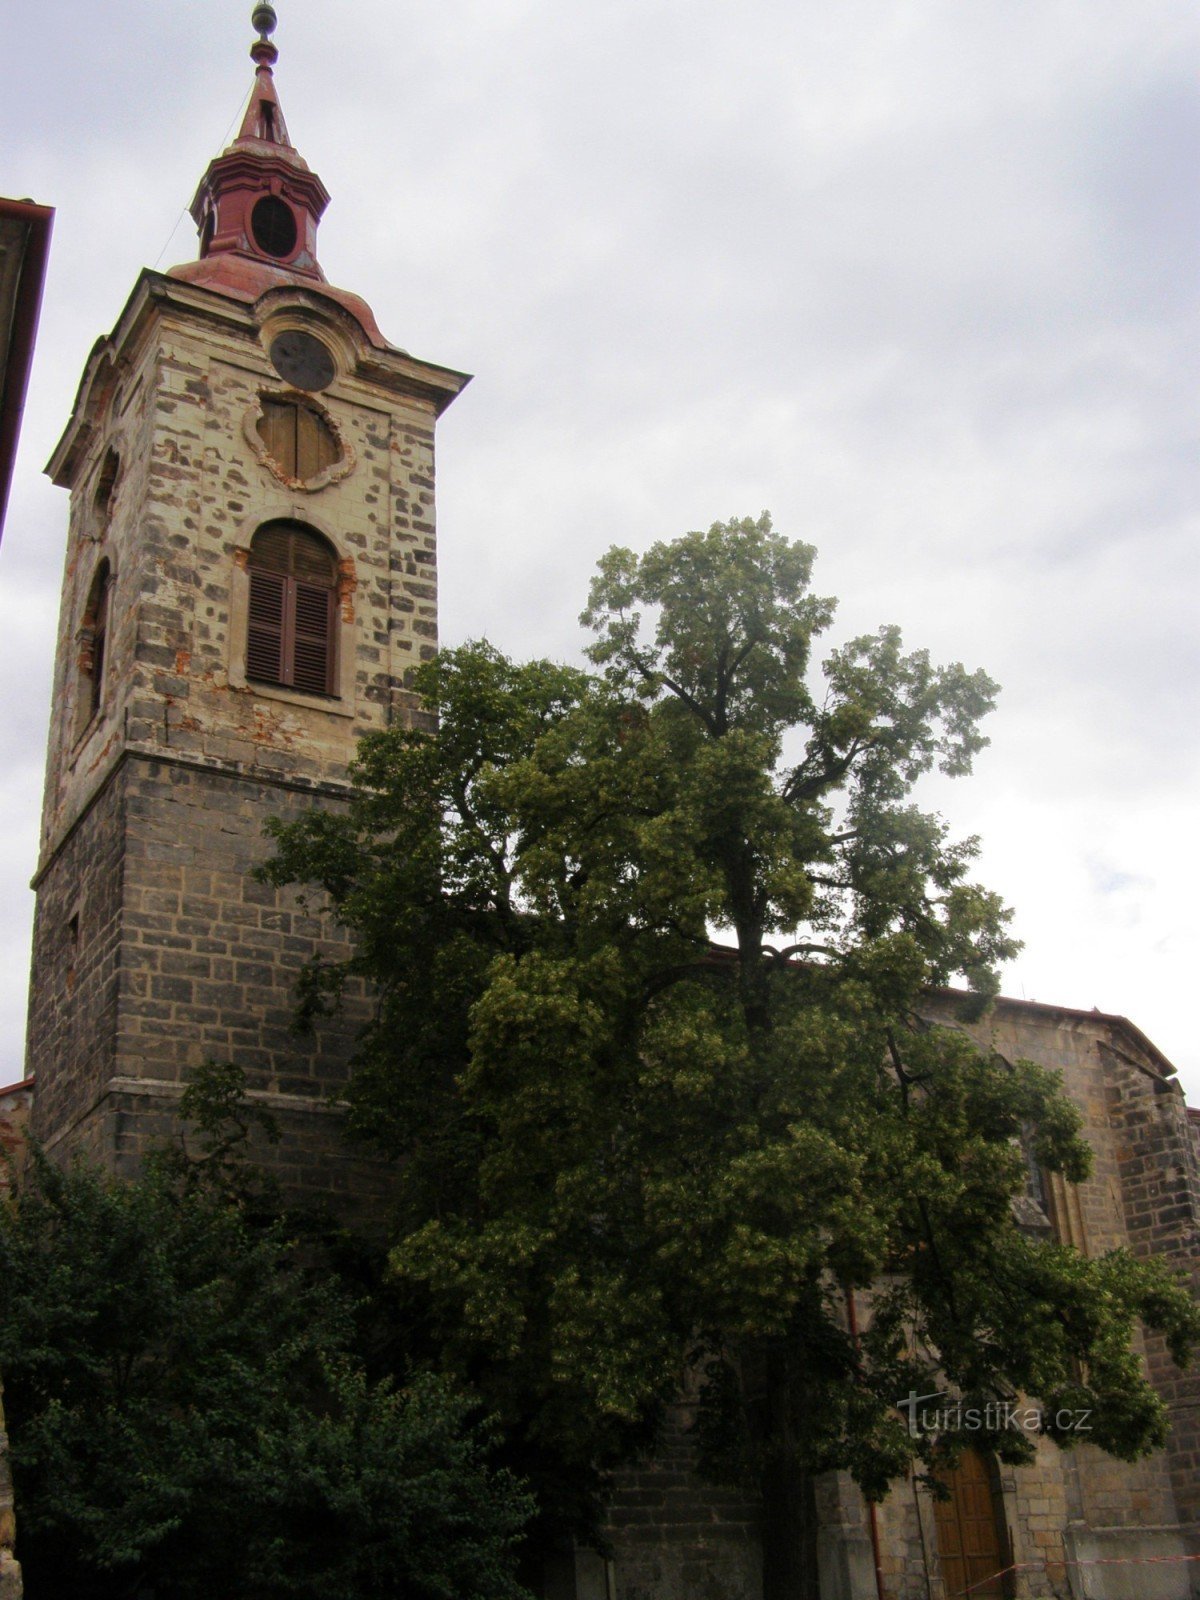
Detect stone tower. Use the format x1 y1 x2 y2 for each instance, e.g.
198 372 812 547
26 5 468 1197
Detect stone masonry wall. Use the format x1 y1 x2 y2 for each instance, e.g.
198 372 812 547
0 1084 33 1199
1102 1044 1200 1538
31 752 392 1217
600 1380 762 1600
39 282 444 861
919 997 1197 1597
770 999 1199 1600
590 997 1199 1600
26 771 125 1163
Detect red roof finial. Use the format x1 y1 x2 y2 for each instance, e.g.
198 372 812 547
250 3 279 68
239 4 291 147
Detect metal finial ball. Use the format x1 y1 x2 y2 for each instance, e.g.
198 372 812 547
252 3 278 38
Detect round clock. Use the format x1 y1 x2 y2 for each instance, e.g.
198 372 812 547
268 330 336 392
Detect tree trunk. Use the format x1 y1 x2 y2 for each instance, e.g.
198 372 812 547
761 1452 821 1600
760 1354 821 1600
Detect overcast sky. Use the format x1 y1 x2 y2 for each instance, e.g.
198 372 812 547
2 1 1197 1096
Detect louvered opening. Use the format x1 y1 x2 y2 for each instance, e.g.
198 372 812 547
291 531 336 583
246 569 287 685
257 399 340 482
94 450 120 529
90 617 107 720
296 404 339 478
246 523 338 698
258 403 295 477
250 523 293 576
291 584 334 695
250 522 336 580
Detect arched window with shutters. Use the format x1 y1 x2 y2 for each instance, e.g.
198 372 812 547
246 522 338 696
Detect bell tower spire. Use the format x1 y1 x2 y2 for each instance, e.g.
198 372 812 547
239 4 292 147
177 2 330 292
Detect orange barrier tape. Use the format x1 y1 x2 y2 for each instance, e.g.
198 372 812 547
957 1550 1200 1597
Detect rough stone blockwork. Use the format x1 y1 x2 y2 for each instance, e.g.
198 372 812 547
26 773 125 1165
19 20 1199 1591
601 1380 762 1600
29 753 392 1215
1103 1044 1200 1540
0 1084 32 1199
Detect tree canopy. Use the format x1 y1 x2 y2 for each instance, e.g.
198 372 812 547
0 1069 533 1600
261 515 1199 1561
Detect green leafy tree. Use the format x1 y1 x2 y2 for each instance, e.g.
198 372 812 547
262 516 1199 1595
0 1068 533 1600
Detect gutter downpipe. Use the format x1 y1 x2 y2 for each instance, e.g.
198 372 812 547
845 1286 887 1600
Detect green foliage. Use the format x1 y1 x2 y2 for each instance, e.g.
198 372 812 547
262 516 1199 1531
0 1072 533 1600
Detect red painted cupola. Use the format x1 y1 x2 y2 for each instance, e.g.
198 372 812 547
189 2 327 280
170 4 387 344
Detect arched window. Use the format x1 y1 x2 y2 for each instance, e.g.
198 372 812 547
247 522 338 696
77 560 112 735
256 396 340 482
93 448 120 532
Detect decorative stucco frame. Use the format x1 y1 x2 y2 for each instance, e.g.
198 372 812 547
242 389 356 494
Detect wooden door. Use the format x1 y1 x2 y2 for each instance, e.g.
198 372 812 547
932 1449 1009 1598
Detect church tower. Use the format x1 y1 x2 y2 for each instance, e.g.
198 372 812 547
26 5 469 1193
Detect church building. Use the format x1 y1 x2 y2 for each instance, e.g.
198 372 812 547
12 8 1200 1599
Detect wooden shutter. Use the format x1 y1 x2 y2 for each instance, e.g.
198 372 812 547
257 400 339 482
247 524 338 695
290 531 335 584
291 582 335 694
258 401 297 476
247 569 287 683
296 403 339 480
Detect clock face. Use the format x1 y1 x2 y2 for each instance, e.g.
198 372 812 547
268 330 336 392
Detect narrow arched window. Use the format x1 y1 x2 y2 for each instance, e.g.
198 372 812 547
94 449 120 532
257 397 340 482
247 522 338 696
77 560 112 735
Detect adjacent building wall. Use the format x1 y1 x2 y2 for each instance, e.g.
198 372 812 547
0 1381 20 1600
593 997 1199 1600
0 1085 28 1600
0 1083 31 1198
825 997 1200 1600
